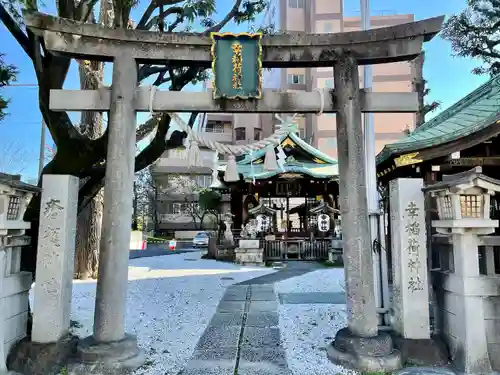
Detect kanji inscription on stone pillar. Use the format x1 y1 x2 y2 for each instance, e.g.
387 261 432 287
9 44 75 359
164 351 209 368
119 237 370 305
389 178 430 339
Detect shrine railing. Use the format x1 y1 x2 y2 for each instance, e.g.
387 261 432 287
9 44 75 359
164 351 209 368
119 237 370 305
263 238 333 261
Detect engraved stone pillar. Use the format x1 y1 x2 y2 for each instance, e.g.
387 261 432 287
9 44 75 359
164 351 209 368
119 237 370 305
389 178 430 339
76 55 144 371
327 56 401 372
32 174 79 343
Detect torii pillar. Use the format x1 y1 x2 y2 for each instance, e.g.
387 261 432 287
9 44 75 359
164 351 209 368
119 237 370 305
326 55 402 371
75 54 145 371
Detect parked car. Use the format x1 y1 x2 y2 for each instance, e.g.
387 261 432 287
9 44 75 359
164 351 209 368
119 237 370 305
192 232 209 248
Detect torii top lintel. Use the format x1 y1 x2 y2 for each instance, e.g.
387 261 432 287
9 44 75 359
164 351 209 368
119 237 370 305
23 11 444 68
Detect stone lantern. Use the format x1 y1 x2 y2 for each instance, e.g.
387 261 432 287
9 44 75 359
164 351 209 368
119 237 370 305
0 174 37 235
428 166 499 235
423 166 500 374
0 173 39 371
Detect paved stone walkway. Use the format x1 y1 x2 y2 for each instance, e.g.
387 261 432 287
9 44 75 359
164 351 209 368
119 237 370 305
179 263 324 375
179 284 291 375
395 367 457 375
278 292 345 305
236 261 322 285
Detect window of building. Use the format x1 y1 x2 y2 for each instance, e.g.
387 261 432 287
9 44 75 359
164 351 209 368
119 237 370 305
168 148 186 159
235 127 246 141
287 74 305 85
325 79 334 88
194 174 211 188
254 128 262 141
166 202 200 215
288 0 304 8
205 121 225 133
324 22 333 33
172 203 182 215
296 126 306 139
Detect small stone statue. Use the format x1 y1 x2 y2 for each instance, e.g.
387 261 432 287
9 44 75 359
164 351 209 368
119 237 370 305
240 223 249 239
246 219 258 239
240 220 257 239
223 213 234 245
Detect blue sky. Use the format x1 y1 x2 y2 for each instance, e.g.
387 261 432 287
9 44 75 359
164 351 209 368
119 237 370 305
0 0 490 181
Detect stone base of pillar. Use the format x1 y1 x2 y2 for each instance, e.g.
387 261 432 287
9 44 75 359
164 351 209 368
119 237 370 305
327 328 402 372
390 334 448 367
72 334 144 374
7 334 79 375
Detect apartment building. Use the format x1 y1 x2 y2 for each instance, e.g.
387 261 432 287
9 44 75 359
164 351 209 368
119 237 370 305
152 0 418 233
150 124 232 233
281 0 417 157
202 0 417 158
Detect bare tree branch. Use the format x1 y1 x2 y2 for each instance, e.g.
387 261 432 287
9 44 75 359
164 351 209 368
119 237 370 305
136 116 160 142
0 4 33 59
76 0 100 22
137 2 156 29
138 65 169 81
203 0 242 34
0 140 32 174
144 6 183 30
57 0 76 19
167 15 184 31
442 0 500 75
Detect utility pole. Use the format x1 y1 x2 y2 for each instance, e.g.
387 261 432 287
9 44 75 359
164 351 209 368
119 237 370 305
360 0 390 326
7 83 45 179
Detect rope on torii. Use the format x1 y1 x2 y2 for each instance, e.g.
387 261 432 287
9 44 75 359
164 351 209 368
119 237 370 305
167 111 292 182
147 85 325 182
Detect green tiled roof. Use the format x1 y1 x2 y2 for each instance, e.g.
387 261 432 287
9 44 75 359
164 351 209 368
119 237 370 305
376 75 500 165
239 131 338 165
218 130 339 180
236 163 338 180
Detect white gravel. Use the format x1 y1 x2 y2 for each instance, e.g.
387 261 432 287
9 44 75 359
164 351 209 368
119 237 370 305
276 268 356 375
70 251 276 375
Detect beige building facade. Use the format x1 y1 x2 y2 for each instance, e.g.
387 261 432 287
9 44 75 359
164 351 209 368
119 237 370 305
202 0 417 158
281 0 416 158
152 0 418 233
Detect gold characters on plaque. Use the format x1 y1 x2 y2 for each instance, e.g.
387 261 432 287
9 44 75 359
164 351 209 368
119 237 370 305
231 42 243 89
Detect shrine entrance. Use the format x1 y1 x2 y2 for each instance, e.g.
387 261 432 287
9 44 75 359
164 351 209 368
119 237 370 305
24 10 443 373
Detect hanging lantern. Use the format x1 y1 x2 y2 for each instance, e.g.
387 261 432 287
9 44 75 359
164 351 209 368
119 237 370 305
257 214 270 232
317 213 330 232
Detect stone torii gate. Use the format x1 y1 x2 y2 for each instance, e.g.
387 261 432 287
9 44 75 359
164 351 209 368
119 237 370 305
24 11 443 373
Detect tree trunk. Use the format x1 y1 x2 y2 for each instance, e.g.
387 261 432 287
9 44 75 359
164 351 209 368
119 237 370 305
75 188 102 279
74 0 113 279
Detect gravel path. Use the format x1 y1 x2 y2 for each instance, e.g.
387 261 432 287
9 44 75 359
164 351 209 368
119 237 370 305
276 268 355 375
69 251 276 375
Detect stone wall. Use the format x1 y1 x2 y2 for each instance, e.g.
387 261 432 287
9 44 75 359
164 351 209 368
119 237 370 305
0 234 32 368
